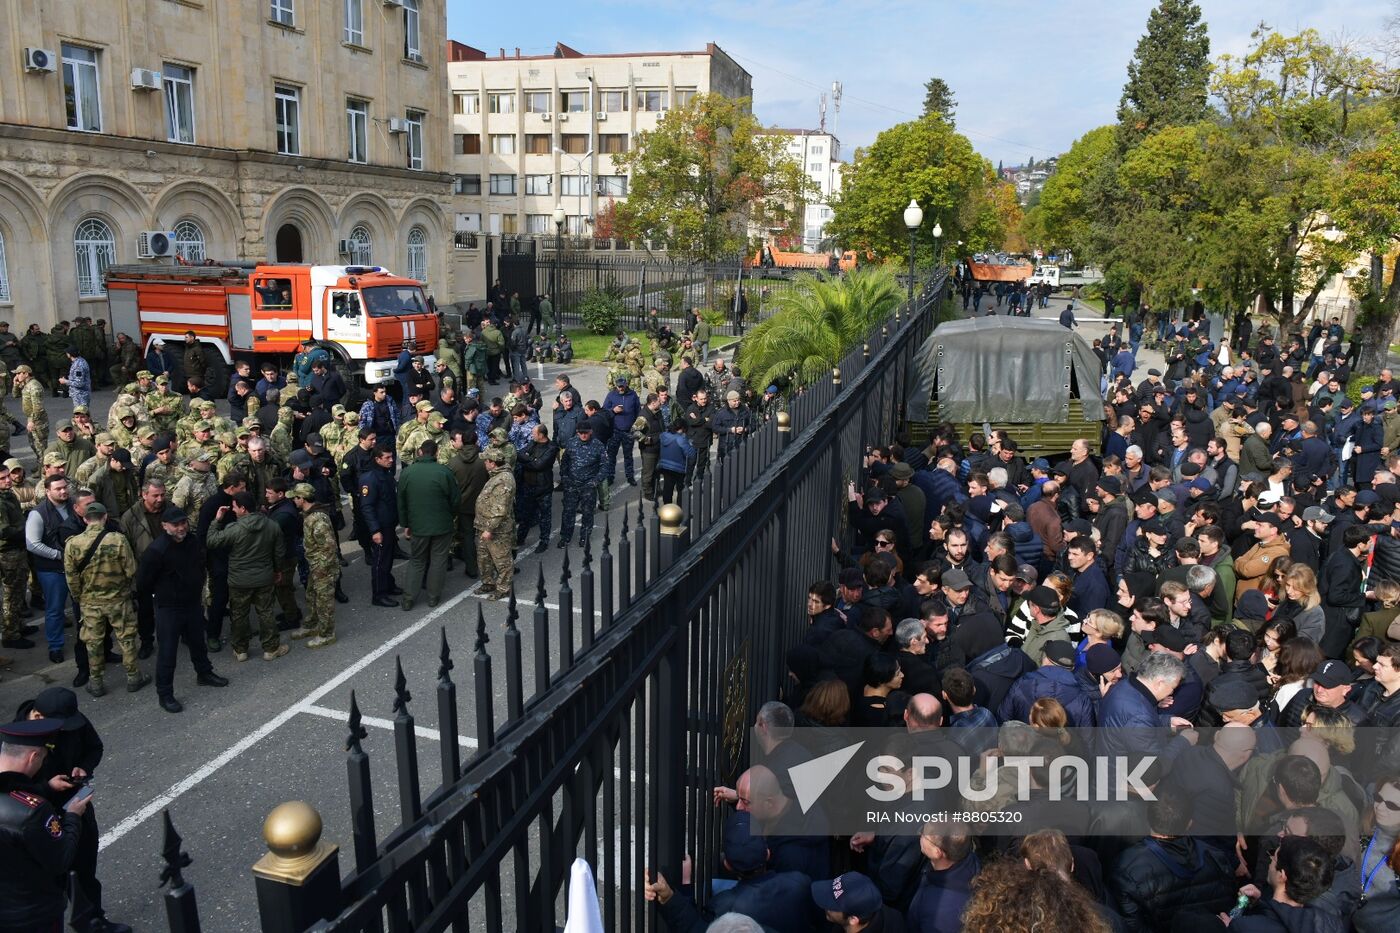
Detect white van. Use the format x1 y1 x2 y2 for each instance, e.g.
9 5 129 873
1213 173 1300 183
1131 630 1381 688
1029 265 1060 288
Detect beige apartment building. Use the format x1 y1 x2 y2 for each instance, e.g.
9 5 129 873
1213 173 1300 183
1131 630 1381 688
0 0 452 327
758 128 843 250
446 41 751 240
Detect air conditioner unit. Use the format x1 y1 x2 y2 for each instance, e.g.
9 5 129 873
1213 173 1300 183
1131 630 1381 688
338 239 353 256
23 48 57 73
131 68 163 91
137 231 177 259
595 111 607 121
540 113 551 122
382 0 404 6
557 113 569 122
387 118 408 134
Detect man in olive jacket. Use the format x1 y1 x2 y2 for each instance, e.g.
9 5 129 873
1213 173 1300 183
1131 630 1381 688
206 491 287 662
396 438 460 609
447 429 489 578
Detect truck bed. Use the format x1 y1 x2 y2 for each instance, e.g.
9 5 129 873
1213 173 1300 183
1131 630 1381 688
913 397 1102 460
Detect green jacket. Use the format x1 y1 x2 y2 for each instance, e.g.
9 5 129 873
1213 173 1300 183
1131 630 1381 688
462 341 487 376
538 298 554 326
1021 612 1075 665
396 456 459 537
481 324 505 354
207 512 286 588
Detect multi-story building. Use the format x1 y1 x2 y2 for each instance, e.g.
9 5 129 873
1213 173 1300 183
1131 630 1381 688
0 0 452 326
760 128 842 250
446 41 751 240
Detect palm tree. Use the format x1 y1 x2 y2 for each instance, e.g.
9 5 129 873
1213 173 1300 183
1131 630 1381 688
736 266 903 391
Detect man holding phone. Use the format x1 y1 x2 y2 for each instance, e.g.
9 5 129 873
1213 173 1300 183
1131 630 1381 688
0 718 95 933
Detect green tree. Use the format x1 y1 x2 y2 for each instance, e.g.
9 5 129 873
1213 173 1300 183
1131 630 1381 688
1117 0 1211 145
922 77 957 125
827 116 1001 262
613 94 814 262
1333 133 1400 373
735 266 902 391
1032 126 1116 258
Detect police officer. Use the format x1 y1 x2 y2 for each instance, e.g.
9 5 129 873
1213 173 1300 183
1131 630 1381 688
0 718 90 932
558 422 605 549
360 445 400 607
134 506 229 713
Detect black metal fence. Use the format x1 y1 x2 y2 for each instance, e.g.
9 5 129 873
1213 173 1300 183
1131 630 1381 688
156 270 950 933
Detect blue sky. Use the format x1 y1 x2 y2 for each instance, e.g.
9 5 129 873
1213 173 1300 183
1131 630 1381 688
445 0 1394 166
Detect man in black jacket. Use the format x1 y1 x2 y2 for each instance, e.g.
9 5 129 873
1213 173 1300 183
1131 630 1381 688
197 471 245 653
516 424 557 554
1320 525 1371 658
682 388 714 478
135 506 229 713
674 354 705 409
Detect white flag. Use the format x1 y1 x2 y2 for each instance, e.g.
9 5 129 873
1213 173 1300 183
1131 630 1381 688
563 858 605 933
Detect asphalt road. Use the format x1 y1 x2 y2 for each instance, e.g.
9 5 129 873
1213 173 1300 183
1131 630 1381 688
0 356 652 933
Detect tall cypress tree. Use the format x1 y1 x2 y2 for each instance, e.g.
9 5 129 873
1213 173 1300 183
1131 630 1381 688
1117 0 1210 145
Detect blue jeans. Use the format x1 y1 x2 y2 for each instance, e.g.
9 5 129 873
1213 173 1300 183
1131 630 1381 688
36 569 70 651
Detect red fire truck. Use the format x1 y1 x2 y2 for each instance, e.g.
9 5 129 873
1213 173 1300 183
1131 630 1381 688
104 262 438 385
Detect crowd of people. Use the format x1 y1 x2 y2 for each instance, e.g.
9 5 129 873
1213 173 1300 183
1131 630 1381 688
642 312 1400 932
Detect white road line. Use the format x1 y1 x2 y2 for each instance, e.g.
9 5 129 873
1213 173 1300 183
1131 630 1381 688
97 582 483 851
300 703 478 749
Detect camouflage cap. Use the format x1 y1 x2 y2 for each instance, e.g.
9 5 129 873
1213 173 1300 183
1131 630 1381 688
218 432 236 446
0 363 8 376
94 432 115 446
155 374 170 384
236 426 252 438
484 445 512 464
285 372 300 384
242 416 260 429
136 370 153 379
137 425 158 439
194 420 213 432
14 364 32 374
193 451 215 465
72 405 90 415
84 502 107 519
197 400 216 411
331 404 346 416
427 413 446 427
341 411 359 424
489 426 507 440
56 419 74 431
43 452 67 467
114 406 134 419
2 458 22 471
289 482 317 500
415 400 435 412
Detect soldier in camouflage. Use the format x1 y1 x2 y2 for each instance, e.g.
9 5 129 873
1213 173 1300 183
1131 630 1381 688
396 400 435 462
16 366 48 462
143 440 180 490
215 433 250 483
46 421 94 476
72 434 116 487
291 482 338 647
0 467 30 648
176 421 217 461
107 406 140 448
475 449 517 599
64 502 149 697
171 454 219 516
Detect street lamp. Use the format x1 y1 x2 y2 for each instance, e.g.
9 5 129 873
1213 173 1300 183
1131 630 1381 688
903 199 923 311
552 204 566 310
932 220 943 265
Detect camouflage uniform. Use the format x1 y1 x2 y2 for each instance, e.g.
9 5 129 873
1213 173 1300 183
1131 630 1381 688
216 441 251 484
144 385 183 433
397 406 433 462
20 374 47 461
300 501 338 641
0 390 20 454
475 463 517 597
269 409 294 462
143 455 180 490
426 416 454 465
0 484 26 640
486 428 516 470
63 520 142 690
172 464 219 516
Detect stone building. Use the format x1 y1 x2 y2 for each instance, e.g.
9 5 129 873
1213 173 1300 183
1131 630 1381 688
0 0 452 328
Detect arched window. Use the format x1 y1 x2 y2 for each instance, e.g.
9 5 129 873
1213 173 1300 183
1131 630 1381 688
347 224 373 265
406 226 427 282
0 230 10 302
173 220 205 263
74 217 116 297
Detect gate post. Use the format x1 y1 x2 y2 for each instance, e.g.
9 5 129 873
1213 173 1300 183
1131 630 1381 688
777 411 793 451
252 801 342 933
657 503 689 571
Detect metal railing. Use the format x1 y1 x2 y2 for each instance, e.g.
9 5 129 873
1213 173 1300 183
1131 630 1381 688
156 270 950 933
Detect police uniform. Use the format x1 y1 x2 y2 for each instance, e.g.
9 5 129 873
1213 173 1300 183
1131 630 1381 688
0 719 84 932
360 459 400 605
558 429 605 547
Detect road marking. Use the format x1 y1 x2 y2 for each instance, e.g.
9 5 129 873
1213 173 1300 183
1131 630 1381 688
300 703 478 748
97 582 483 851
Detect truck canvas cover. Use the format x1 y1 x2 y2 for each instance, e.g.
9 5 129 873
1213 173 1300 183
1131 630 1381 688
905 316 1106 424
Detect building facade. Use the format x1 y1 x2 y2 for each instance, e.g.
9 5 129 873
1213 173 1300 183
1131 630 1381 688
0 0 452 328
445 41 751 240
759 128 842 250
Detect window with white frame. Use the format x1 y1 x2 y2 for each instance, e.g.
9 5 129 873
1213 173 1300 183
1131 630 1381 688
560 91 587 113
172 220 205 263
489 174 516 195
406 227 427 282
811 145 824 155
405 109 424 170
61 44 101 132
524 91 550 114
344 0 363 45
163 64 195 144
74 217 115 298
454 92 479 115
560 174 590 197
270 0 294 26
490 133 515 155
524 214 549 234
346 225 373 264
487 92 514 114
635 89 668 112
565 215 588 235
0 231 9 302
599 90 628 112
454 175 481 195
809 163 822 172
596 175 627 197
674 88 697 107
403 0 421 61
347 99 368 163
525 174 552 195
274 84 301 155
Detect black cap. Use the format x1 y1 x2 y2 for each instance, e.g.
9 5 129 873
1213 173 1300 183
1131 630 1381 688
0 718 63 747
1097 475 1122 495
1209 679 1260 712
32 687 88 731
1027 585 1061 613
1142 518 1169 535
721 811 768 872
1151 625 1188 652
1313 660 1353 689
1147 368 1162 377
1131 488 1158 507
161 506 189 524
110 447 133 465
1044 641 1076 668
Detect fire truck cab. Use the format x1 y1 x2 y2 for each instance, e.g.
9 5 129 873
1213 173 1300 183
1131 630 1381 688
105 262 438 386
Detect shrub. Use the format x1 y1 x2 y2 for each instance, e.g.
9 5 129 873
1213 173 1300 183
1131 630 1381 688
578 289 625 335
1348 375 1378 404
